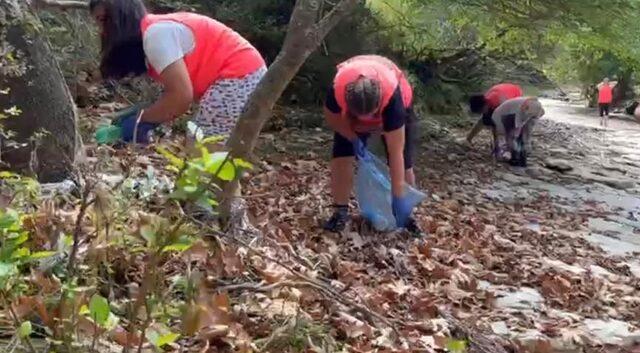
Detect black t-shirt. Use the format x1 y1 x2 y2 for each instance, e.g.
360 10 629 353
325 86 408 131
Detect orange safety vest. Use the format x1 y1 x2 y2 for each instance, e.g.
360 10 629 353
598 84 613 104
140 13 265 100
485 83 523 110
333 55 413 127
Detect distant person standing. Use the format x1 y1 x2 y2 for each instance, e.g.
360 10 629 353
597 77 617 128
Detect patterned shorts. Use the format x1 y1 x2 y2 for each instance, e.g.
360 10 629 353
192 66 267 142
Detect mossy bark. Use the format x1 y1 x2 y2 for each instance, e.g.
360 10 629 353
0 0 80 182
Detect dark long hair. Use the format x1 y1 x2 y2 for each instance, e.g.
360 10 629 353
468 94 487 114
90 0 148 79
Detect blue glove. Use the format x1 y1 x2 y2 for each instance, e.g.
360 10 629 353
392 195 413 228
119 113 160 144
353 138 367 160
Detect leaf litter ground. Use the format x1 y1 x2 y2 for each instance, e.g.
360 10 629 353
13 100 640 353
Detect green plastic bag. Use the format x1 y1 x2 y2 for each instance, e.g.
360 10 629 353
95 125 123 145
94 103 148 145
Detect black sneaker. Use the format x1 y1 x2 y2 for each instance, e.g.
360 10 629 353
509 151 527 167
323 205 349 232
405 217 426 238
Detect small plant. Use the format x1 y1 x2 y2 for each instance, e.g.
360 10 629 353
0 207 54 352
0 208 55 289
157 125 252 213
446 338 468 353
0 171 40 208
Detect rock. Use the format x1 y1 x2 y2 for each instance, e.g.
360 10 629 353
550 328 583 353
495 287 544 311
41 179 77 198
605 179 636 190
462 178 477 185
573 169 636 189
586 233 640 256
582 319 640 346
589 265 617 280
99 173 125 187
443 199 460 212
514 329 551 352
490 321 510 336
547 309 581 322
542 258 585 275
525 166 547 178
544 158 573 172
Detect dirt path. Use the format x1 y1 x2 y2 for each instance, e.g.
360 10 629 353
428 97 640 351
249 98 640 352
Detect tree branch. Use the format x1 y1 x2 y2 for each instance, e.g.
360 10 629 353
313 0 363 44
31 0 88 10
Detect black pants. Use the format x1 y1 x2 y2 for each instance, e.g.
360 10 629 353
599 103 610 117
332 119 416 170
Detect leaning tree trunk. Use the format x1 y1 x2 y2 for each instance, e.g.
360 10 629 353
0 0 80 182
226 0 361 158
221 0 362 219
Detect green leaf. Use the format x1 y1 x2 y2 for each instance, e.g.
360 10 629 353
0 209 19 229
146 329 161 347
162 241 194 253
169 189 188 201
0 262 18 278
156 332 180 347
0 171 17 178
10 232 29 246
200 146 210 161
104 312 120 331
62 234 73 247
166 165 180 173
195 195 216 212
233 158 253 170
200 135 226 145
89 294 110 327
18 321 32 338
11 247 30 259
156 146 185 169
206 152 236 181
28 251 56 260
79 305 90 315
187 160 206 172
446 339 468 353
146 326 180 348
182 185 198 194
140 225 156 245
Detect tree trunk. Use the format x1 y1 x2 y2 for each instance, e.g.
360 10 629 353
220 0 361 222
226 0 362 159
613 72 633 105
0 0 81 182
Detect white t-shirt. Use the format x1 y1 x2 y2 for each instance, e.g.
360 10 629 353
143 21 195 74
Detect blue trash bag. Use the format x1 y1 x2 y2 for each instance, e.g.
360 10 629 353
355 148 427 232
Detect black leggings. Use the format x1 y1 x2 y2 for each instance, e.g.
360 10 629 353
332 120 416 169
599 103 610 117
481 108 496 126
